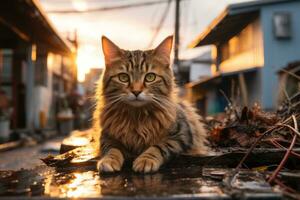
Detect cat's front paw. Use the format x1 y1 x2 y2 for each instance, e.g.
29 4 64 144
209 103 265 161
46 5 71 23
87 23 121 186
97 156 123 173
133 156 162 173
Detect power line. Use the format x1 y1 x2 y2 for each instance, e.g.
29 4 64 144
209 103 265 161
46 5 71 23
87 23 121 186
46 0 176 14
147 0 171 48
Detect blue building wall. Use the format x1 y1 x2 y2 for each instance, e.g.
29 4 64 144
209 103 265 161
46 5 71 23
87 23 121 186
261 1 300 109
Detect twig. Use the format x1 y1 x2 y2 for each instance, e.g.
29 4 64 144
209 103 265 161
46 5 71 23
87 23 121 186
292 115 298 130
268 115 298 183
273 178 297 193
282 87 291 103
281 191 300 200
219 89 240 121
235 125 279 169
291 101 300 110
280 69 300 81
236 116 293 169
290 91 300 102
278 124 300 138
269 139 300 159
219 89 232 106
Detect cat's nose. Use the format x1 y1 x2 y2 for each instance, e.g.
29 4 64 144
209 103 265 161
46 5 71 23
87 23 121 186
132 91 141 97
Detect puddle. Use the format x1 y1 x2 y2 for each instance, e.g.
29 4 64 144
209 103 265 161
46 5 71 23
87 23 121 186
230 170 272 191
0 155 284 200
0 165 229 198
44 171 102 198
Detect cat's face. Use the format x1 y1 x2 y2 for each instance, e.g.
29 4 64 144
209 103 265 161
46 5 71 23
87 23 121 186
101 36 174 107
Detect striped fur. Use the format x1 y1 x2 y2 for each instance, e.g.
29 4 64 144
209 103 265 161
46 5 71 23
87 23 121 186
95 36 208 173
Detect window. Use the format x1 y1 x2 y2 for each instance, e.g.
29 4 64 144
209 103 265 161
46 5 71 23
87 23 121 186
273 12 292 39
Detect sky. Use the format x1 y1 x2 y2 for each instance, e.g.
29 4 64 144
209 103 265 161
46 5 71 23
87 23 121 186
39 0 252 82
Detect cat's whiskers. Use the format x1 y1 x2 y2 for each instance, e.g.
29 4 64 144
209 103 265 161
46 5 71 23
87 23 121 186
103 96 124 108
152 95 171 105
151 97 172 112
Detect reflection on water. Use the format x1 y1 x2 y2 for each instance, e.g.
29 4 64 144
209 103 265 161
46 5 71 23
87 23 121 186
63 136 90 147
44 171 102 198
0 165 226 198
41 166 225 198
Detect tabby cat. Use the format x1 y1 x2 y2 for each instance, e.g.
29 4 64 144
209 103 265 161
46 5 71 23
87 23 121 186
94 36 208 173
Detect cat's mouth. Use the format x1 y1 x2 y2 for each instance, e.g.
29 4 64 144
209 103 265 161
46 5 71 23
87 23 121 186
124 93 151 107
126 98 148 107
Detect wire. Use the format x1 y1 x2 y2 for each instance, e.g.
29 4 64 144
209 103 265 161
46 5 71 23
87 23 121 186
147 0 171 48
46 0 175 14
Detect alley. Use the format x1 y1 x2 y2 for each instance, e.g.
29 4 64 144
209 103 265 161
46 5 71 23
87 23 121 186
0 0 300 199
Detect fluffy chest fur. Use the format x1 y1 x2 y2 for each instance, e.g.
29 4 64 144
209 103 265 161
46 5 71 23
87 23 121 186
100 102 176 154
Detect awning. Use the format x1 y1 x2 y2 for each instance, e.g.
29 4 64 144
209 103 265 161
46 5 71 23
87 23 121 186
189 11 258 47
0 0 71 55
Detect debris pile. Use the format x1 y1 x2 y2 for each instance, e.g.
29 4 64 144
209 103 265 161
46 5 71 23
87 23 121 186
207 91 300 199
208 103 281 147
208 92 300 148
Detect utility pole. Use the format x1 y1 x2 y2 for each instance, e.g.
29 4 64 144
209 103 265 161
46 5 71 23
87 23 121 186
67 30 79 90
174 0 180 82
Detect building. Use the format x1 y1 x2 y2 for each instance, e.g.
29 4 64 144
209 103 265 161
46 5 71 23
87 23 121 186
178 51 212 85
184 51 212 115
0 0 77 133
188 51 212 82
188 0 300 115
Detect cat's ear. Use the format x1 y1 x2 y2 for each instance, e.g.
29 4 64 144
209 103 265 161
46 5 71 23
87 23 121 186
101 36 122 65
154 35 173 60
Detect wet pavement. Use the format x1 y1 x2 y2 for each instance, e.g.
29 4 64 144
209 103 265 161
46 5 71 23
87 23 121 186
0 154 284 199
0 138 62 170
0 136 295 199
0 161 282 199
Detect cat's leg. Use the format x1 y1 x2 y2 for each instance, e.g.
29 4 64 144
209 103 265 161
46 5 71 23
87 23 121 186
133 118 192 173
132 146 164 173
97 133 126 173
97 148 124 172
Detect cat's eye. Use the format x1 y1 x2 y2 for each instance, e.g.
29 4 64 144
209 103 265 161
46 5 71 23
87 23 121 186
118 73 130 82
145 73 156 82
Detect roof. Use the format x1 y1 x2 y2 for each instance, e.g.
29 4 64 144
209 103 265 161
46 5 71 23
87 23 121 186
189 0 298 48
0 0 71 54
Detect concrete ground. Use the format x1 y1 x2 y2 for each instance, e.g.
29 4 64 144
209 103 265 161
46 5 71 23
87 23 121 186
0 137 63 170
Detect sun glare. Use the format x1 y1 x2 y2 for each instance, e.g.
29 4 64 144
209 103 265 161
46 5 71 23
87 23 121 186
48 4 171 83
71 0 88 11
76 45 104 82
